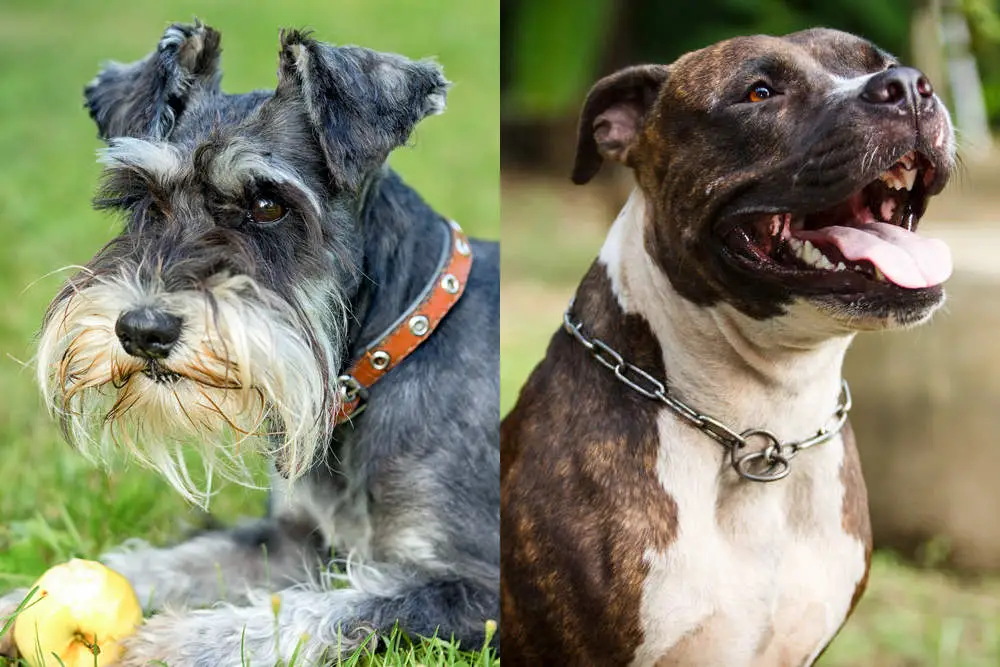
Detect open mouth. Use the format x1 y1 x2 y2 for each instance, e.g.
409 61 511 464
141 361 181 384
732 151 952 290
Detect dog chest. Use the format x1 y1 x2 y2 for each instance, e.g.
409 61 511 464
628 417 868 667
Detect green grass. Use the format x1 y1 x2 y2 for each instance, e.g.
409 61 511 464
1 591 499 666
500 175 1000 667
0 0 497 664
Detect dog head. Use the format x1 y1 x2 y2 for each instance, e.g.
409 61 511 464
573 28 955 331
37 22 448 500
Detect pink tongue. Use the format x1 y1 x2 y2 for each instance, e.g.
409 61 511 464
796 222 952 289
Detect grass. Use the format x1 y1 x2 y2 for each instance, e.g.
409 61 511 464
0 0 497 664
0 590 499 666
500 173 1000 666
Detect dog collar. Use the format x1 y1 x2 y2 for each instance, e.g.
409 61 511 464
562 302 852 482
335 219 473 425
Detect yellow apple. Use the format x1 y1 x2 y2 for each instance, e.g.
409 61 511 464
13 559 143 667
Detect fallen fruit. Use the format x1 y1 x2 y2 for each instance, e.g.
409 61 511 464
13 558 142 667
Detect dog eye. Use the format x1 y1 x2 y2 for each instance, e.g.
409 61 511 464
247 198 286 224
746 83 774 103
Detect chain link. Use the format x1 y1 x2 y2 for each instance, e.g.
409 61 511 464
562 304 851 483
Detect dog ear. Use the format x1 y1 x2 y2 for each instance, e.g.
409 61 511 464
277 30 450 190
85 21 222 141
571 64 669 185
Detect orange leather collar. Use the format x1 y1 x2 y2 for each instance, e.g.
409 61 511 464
335 219 473 425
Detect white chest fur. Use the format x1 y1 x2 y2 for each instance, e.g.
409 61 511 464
629 419 865 667
598 191 868 666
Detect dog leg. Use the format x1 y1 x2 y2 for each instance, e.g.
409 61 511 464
115 567 497 667
99 517 324 613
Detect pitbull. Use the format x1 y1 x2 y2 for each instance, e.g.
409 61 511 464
501 28 954 666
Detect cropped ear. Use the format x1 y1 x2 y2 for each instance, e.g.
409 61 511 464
571 64 669 185
277 29 450 190
85 21 222 141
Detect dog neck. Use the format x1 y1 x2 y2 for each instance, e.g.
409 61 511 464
597 189 856 444
345 168 450 363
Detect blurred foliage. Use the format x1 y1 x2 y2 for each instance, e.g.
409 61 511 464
631 0 913 68
967 0 1000 127
504 0 1000 129
505 0 613 116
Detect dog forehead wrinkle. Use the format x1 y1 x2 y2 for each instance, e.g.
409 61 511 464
783 27 893 73
672 31 887 96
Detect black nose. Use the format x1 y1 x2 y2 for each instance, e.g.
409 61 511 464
115 308 182 360
861 66 934 107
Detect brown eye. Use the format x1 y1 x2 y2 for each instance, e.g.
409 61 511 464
747 84 774 103
248 198 286 224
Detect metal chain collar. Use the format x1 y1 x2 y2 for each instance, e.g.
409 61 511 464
562 305 852 482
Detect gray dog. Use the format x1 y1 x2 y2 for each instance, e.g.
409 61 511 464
0 22 499 666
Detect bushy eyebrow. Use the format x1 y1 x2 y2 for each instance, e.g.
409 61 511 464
94 137 184 211
196 139 323 217
97 137 185 182
93 136 324 222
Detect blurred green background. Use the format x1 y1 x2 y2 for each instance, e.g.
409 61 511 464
0 0 497 613
500 1 1000 666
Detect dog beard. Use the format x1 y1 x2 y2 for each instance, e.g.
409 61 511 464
36 270 344 504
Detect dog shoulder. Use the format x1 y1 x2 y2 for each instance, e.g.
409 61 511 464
501 323 680 665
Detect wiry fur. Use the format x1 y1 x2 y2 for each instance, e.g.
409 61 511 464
36 270 336 500
2 21 498 665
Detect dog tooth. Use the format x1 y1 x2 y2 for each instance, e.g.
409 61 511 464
813 252 835 270
806 241 822 264
795 240 835 270
807 244 822 265
792 239 808 262
873 267 887 282
901 168 917 191
900 152 915 170
835 261 847 271
800 240 816 263
879 170 903 189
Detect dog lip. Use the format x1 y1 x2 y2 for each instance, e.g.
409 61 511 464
716 149 942 228
141 362 181 384
717 152 948 292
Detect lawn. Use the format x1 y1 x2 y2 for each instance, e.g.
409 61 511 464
500 173 1000 667
0 0 498 665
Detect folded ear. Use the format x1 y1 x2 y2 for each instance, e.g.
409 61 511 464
571 64 669 185
277 29 450 190
85 21 222 141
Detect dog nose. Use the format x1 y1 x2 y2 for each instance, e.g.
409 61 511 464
861 67 934 107
115 308 182 359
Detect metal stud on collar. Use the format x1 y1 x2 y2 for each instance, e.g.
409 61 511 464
455 237 471 257
441 274 460 294
370 350 391 370
409 315 430 336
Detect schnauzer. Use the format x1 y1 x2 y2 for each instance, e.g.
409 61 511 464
0 21 499 666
